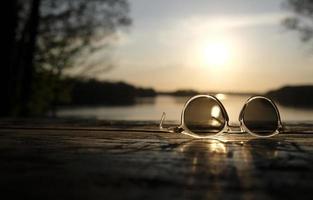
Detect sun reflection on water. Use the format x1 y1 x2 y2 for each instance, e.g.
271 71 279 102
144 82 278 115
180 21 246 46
215 93 227 100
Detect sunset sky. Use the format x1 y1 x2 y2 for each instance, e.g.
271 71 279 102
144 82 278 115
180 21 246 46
98 0 313 93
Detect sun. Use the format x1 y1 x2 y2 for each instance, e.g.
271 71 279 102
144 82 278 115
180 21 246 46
202 42 231 67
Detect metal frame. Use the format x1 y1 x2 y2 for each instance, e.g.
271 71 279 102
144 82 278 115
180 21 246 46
159 94 283 138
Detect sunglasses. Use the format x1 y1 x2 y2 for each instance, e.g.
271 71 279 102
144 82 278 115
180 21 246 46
159 95 283 138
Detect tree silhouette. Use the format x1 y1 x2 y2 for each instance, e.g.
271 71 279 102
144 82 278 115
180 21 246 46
283 0 313 44
2 0 131 116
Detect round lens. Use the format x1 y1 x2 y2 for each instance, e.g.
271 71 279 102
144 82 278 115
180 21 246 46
242 97 279 136
183 96 226 136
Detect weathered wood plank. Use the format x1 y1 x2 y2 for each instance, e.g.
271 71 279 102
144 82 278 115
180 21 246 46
1 121 313 199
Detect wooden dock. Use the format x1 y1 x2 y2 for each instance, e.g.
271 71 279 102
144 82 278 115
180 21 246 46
1 119 313 199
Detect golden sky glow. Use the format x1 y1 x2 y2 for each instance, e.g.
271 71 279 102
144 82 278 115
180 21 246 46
90 0 313 93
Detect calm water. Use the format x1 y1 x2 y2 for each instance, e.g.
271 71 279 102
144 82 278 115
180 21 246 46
57 95 313 123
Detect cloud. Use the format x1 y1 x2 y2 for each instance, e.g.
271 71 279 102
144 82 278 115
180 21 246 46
179 12 289 32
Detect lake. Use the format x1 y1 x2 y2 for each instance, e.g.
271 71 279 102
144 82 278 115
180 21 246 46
57 94 313 123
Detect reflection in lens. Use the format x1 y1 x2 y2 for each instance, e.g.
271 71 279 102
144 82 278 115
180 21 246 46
184 97 225 136
243 98 278 136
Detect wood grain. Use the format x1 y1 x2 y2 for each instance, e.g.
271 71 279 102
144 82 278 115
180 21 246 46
1 120 313 200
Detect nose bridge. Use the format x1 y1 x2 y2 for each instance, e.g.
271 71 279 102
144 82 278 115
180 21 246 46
226 123 244 133
216 94 249 125
228 123 241 128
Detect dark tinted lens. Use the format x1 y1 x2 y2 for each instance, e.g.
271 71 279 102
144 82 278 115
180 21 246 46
184 97 225 136
243 98 278 136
